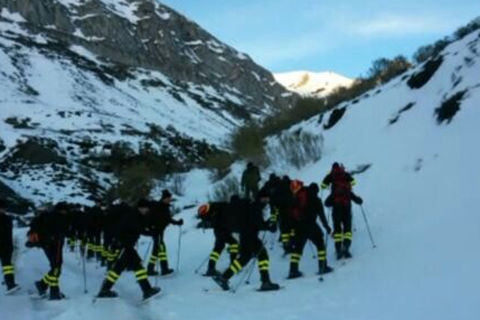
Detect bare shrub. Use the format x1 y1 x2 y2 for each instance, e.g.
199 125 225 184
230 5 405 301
209 176 241 202
267 130 324 170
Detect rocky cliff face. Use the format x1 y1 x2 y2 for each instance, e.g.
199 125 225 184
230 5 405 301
0 0 296 210
1 0 293 115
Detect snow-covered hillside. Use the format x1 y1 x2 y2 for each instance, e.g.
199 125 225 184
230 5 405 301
0 0 295 208
2 26 480 320
274 71 353 97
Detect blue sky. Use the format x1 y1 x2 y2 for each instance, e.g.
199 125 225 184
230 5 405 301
160 0 480 78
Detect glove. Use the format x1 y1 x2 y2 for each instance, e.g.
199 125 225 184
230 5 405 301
173 219 184 226
357 197 363 205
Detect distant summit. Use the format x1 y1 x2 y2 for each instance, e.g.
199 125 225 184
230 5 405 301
274 71 353 97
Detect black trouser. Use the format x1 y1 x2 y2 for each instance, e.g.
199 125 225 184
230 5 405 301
223 236 270 283
208 229 238 270
332 205 352 253
290 223 328 272
147 232 170 272
244 185 259 201
40 241 63 294
1 250 16 289
278 207 294 249
104 245 152 293
87 230 102 260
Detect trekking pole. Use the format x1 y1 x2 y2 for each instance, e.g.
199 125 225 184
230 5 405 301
231 259 255 293
308 241 316 259
360 205 376 248
142 239 153 263
245 231 269 285
176 226 182 272
232 231 268 292
269 229 277 251
194 254 210 274
81 249 88 294
325 208 332 249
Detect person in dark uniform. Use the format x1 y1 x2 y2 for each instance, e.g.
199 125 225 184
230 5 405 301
288 182 333 278
97 199 160 300
197 202 239 276
322 163 362 259
213 191 280 291
145 190 183 277
27 202 71 300
0 199 19 294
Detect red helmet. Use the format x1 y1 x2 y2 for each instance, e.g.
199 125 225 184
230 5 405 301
290 180 303 194
198 204 210 218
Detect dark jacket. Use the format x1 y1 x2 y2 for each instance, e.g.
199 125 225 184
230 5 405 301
302 186 329 230
29 209 70 245
0 213 13 253
110 204 147 247
146 200 176 237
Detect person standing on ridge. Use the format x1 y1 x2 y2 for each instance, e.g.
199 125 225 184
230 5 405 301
241 162 261 200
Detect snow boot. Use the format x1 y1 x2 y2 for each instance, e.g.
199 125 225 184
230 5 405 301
35 280 48 297
287 263 303 279
97 289 118 298
161 268 174 277
143 286 161 301
203 265 218 277
97 281 118 298
336 251 344 260
213 274 230 291
49 287 65 300
319 265 334 275
287 269 303 279
259 280 280 291
147 264 159 276
343 250 352 259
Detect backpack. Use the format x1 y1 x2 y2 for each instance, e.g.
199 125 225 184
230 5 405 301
290 187 309 221
331 167 351 207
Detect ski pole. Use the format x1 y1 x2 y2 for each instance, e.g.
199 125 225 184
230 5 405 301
142 239 153 263
194 254 210 274
231 259 254 293
81 248 88 294
360 205 376 248
232 231 268 292
325 208 332 249
176 226 182 272
308 241 316 259
244 231 269 285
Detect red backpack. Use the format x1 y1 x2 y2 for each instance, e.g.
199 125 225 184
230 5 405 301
290 187 309 221
331 167 351 207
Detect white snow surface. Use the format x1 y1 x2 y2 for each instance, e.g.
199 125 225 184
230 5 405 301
2 21 480 320
1 8 26 22
274 71 354 97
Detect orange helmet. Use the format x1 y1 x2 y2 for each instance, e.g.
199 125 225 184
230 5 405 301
290 180 303 194
198 204 210 218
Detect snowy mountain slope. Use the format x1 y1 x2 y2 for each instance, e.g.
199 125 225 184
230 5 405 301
3 30 480 320
0 1 296 208
274 71 353 97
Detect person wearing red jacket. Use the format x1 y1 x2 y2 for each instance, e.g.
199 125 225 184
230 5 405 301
288 181 333 278
322 163 363 259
